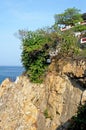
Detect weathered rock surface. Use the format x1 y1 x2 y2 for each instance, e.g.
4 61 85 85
81 90 86 104
0 59 86 130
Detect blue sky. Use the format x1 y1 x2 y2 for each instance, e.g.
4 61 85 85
0 0 86 66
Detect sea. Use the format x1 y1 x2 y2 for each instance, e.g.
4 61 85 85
0 66 25 84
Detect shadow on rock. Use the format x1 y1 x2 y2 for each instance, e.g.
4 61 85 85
65 70 86 91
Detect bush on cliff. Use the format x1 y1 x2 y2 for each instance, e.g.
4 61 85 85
59 30 80 57
18 7 85 83
19 26 81 83
73 24 86 32
19 27 60 83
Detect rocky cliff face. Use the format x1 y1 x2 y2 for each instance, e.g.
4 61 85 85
0 58 86 130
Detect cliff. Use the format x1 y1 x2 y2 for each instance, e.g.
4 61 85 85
0 58 86 130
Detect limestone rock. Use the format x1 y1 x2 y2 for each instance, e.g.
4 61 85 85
58 58 86 77
81 90 86 104
0 59 86 130
1 78 12 87
0 76 38 130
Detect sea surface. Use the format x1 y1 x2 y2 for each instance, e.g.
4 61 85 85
0 66 24 84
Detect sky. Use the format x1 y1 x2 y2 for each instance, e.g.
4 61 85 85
0 0 86 66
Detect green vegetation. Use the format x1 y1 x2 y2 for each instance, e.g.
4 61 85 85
19 27 60 83
73 24 86 32
43 108 52 119
60 30 80 57
43 109 49 118
19 7 86 83
54 8 83 26
68 103 86 130
82 13 86 21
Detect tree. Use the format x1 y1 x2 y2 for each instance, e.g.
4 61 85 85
82 13 86 21
54 8 83 27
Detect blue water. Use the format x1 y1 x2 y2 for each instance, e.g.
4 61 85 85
0 66 24 84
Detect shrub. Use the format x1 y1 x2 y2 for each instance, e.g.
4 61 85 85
73 25 86 32
20 27 60 83
19 27 83 83
68 103 86 130
60 30 80 57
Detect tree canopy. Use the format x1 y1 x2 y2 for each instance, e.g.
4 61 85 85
54 8 83 26
82 13 86 21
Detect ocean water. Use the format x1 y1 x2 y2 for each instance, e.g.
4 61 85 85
0 66 24 84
